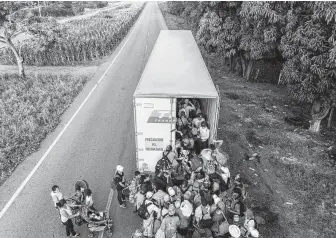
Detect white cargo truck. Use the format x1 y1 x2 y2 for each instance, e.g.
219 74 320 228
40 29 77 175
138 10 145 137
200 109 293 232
133 30 220 173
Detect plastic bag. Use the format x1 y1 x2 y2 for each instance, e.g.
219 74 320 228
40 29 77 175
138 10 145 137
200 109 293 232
155 228 165 238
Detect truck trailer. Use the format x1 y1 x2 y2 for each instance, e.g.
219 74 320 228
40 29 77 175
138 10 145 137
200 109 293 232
133 30 220 173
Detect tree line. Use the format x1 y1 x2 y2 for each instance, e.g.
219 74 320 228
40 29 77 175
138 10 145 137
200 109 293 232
166 1 336 133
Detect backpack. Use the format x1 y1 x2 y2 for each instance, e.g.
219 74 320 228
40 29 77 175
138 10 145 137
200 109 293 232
155 152 172 173
137 200 153 220
173 164 186 181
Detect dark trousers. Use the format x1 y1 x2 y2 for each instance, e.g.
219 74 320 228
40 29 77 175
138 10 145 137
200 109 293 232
62 219 76 236
194 139 201 155
117 189 125 205
200 140 209 151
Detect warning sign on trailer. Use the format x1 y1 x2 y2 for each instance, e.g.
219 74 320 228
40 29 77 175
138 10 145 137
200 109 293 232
134 97 176 172
145 138 164 151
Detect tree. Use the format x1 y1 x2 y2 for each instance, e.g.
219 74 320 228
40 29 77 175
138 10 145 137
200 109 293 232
279 2 336 133
0 2 66 77
239 2 289 80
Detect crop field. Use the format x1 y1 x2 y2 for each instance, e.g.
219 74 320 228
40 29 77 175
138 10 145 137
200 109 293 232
0 73 89 185
0 2 145 66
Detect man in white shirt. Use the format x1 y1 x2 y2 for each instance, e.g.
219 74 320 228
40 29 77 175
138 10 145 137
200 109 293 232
198 121 210 151
51 185 64 209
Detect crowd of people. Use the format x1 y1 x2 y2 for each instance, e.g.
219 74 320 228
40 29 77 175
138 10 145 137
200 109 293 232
116 98 261 238
51 183 111 237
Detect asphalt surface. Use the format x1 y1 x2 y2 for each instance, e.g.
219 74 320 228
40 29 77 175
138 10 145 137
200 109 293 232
0 2 167 238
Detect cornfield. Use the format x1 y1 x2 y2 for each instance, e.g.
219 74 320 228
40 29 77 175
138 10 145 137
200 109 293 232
0 3 145 66
0 73 89 184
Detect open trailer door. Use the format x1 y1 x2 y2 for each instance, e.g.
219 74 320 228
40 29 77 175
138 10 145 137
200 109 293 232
134 97 176 173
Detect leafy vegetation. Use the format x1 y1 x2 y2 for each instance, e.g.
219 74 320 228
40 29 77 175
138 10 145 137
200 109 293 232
0 73 89 185
160 2 336 237
162 1 336 133
0 3 145 67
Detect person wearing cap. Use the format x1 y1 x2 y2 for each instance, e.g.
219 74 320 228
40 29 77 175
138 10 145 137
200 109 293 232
114 165 127 208
143 191 161 238
171 156 189 186
160 204 181 238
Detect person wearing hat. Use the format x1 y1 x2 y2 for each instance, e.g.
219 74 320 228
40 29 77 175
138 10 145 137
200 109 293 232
160 204 180 238
229 225 241 238
143 191 161 238
220 166 231 191
114 165 127 208
171 156 189 186
176 198 193 238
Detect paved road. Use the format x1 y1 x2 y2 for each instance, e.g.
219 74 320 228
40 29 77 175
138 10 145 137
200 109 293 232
0 2 167 238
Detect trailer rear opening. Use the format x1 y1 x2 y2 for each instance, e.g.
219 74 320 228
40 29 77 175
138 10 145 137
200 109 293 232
133 30 220 173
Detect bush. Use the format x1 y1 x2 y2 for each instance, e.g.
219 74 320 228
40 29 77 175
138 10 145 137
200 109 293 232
0 3 146 66
166 2 186 16
0 73 89 185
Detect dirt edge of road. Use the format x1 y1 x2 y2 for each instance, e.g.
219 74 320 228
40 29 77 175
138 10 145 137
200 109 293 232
159 2 336 238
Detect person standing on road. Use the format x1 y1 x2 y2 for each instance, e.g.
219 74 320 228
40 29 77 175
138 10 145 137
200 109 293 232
114 165 127 208
51 185 64 210
57 199 81 237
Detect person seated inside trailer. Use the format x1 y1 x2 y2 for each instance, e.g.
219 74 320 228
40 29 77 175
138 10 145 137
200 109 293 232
183 99 196 118
193 113 205 129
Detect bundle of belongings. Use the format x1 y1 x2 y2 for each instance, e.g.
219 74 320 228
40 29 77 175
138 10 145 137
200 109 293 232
130 100 260 238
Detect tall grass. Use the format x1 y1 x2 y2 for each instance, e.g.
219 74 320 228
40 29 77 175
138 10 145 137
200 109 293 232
0 3 145 66
0 73 89 185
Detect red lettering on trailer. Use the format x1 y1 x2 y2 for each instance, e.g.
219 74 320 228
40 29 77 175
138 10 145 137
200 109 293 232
147 110 176 123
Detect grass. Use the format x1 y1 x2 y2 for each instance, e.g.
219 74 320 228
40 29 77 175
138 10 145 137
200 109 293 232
0 73 89 186
159 2 336 238
0 2 146 66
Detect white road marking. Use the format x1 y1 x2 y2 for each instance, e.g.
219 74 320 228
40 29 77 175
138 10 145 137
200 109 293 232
145 44 148 54
0 3 145 220
98 188 114 238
